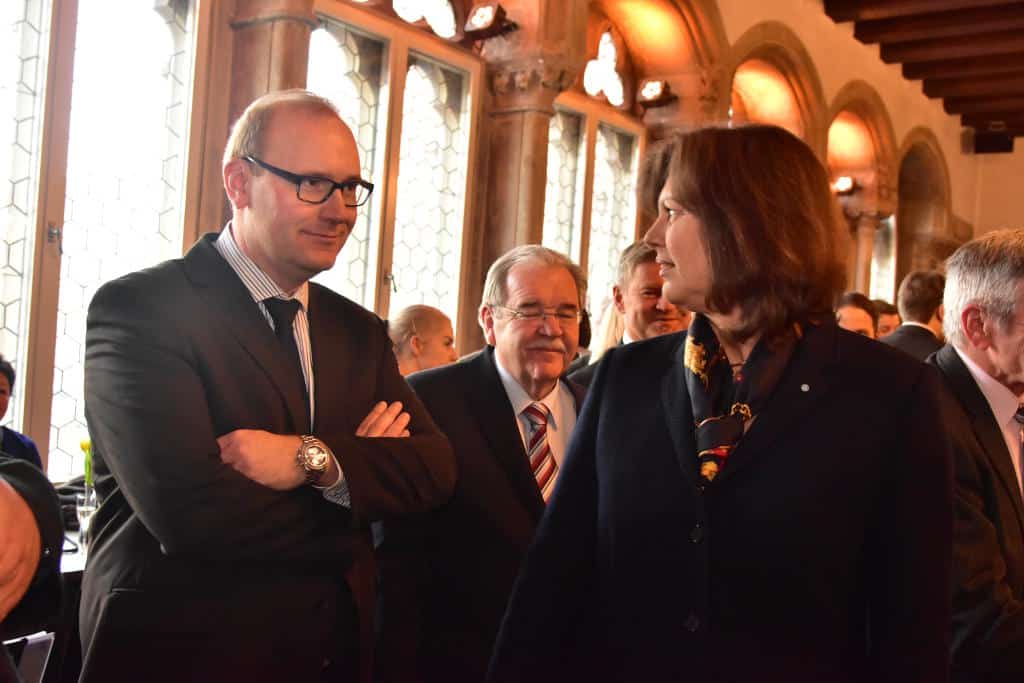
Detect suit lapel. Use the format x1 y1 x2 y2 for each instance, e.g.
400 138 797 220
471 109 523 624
934 345 1024 528
714 323 835 485
182 233 310 434
661 336 699 486
467 348 545 519
306 284 357 433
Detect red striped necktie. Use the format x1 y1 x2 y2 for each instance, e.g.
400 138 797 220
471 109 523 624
523 402 557 501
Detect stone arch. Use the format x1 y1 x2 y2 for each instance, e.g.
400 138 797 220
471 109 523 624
827 81 901 299
589 0 729 134
828 80 898 211
895 127 956 283
724 21 829 158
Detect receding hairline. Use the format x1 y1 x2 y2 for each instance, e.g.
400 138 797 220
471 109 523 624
222 90 349 166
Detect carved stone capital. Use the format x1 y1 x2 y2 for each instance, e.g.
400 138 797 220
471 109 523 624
489 58 576 114
698 65 726 116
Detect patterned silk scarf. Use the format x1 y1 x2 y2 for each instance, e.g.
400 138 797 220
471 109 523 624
683 313 804 483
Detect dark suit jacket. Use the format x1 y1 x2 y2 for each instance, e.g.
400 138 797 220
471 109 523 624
0 456 63 640
930 345 1024 682
1 427 42 470
881 323 942 361
377 346 584 683
489 324 953 683
567 340 624 389
79 233 454 683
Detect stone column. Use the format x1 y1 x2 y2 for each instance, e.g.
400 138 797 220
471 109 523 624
457 0 588 350
228 0 318 126
853 213 880 295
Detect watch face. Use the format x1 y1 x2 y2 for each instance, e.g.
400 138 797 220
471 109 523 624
305 444 329 470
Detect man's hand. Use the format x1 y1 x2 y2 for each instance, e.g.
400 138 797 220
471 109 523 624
356 401 411 438
218 430 305 490
0 477 42 621
219 402 410 489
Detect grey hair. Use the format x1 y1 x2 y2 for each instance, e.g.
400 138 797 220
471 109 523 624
479 245 587 320
944 228 1024 349
223 89 342 167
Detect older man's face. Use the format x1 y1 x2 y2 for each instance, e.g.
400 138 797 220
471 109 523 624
482 262 580 400
981 289 1024 395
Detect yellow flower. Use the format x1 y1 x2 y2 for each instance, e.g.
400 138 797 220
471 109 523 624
80 438 91 455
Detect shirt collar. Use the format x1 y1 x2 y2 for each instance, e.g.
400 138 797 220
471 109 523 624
493 349 564 430
215 223 308 310
901 321 935 334
954 345 1021 427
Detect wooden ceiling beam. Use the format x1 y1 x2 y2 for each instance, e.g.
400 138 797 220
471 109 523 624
855 4 1024 44
943 94 1024 113
923 72 1024 98
881 29 1024 63
903 52 1024 79
974 127 1024 137
961 112 1024 128
825 0 1020 23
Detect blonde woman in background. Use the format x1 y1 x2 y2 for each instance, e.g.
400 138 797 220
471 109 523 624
390 305 458 376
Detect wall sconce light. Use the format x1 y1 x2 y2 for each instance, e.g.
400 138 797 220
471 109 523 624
464 2 518 41
831 176 858 195
637 79 677 108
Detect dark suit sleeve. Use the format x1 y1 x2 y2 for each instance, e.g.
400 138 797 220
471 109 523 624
0 456 62 637
869 364 953 682
316 318 455 523
85 276 318 558
948 406 1024 677
487 354 605 683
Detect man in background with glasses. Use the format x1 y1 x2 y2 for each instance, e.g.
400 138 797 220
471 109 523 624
376 245 587 683
79 90 454 683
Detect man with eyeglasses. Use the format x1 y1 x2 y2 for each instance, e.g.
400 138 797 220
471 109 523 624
375 245 587 683
79 90 455 683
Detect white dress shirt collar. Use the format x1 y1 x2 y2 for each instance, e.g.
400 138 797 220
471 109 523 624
215 223 309 310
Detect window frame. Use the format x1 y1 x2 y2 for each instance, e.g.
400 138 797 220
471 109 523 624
18 0 212 472
549 90 647 279
312 0 485 323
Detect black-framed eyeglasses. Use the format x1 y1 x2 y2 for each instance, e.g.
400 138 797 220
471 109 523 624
244 156 374 207
495 304 584 325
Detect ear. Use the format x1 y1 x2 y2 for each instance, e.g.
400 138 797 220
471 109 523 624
936 303 945 324
480 305 497 346
962 304 991 350
409 334 423 357
612 285 626 314
223 159 251 210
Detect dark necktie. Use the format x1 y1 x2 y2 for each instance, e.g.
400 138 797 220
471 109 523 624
263 297 308 406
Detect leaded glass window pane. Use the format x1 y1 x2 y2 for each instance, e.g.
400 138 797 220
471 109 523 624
307 19 385 309
49 0 196 481
542 108 585 263
389 54 469 322
586 123 637 317
0 0 52 432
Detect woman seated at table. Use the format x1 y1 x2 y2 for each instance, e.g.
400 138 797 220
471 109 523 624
488 125 953 683
0 355 41 470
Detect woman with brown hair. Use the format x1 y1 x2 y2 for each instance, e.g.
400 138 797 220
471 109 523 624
488 125 953 683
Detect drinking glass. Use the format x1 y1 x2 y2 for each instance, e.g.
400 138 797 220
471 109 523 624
76 490 98 553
